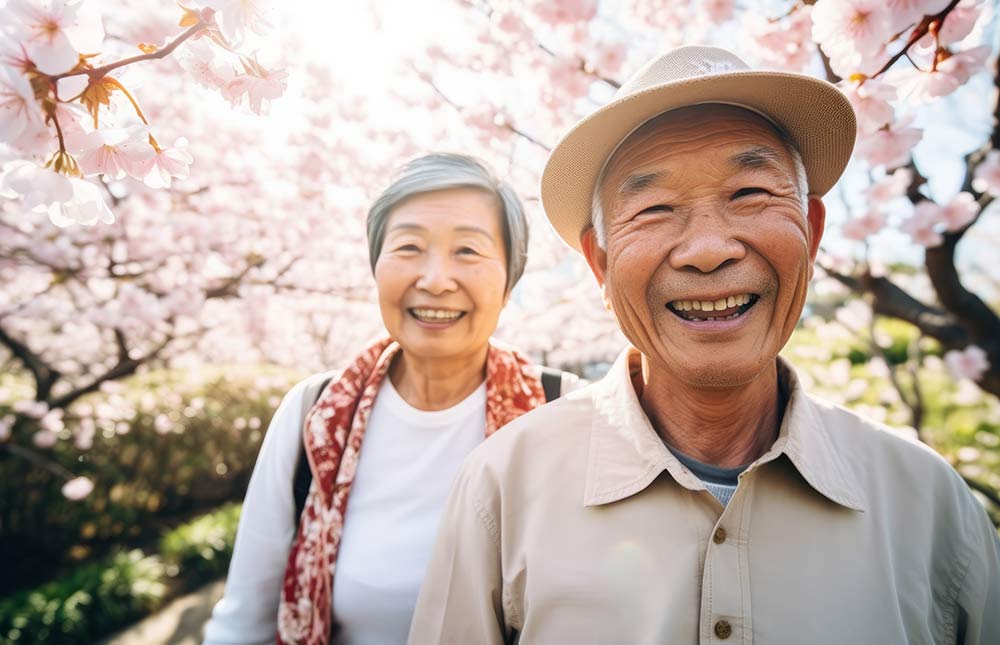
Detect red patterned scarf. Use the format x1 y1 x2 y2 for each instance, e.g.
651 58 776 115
276 337 547 645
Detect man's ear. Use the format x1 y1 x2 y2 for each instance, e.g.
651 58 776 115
805 195 826 280
580 227 612 310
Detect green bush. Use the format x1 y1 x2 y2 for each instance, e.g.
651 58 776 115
0 549 165 645
159 502 242 585
0 503 243 645
0 367 299 594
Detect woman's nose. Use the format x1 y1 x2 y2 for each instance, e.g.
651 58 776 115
415 253 459 294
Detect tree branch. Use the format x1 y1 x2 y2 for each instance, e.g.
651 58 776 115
0 323 60 401
963 474 1000 523
822 266 968 346
52 19 209 82
922 57 1000 346
48 333 173 410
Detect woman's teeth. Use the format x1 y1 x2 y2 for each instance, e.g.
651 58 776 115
411 308 464 322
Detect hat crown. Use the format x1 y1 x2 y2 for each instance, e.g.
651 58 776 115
614 46 752 99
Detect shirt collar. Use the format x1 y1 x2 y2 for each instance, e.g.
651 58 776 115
583 347 865 512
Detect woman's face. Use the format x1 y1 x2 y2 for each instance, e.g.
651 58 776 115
374 187 509 364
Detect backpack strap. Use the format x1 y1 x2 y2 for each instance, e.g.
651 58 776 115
292 368 563 528
292 376 333 527
540 366 562 403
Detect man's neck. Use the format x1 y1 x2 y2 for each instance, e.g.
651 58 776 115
636 355 784 469
389 346 488 412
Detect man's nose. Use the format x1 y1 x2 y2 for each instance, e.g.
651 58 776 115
668 216 746 273
415 252 459 294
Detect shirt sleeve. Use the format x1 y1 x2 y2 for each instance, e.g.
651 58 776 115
407 458 509 645
956 498 1000 645
202 377 314 645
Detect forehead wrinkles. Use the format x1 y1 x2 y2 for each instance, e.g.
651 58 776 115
601 109 795 198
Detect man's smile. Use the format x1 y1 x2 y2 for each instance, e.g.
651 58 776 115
666 293 759 322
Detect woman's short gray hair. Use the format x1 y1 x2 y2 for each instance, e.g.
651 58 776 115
367 153 529 294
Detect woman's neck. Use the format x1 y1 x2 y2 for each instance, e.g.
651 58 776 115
389 345 489 411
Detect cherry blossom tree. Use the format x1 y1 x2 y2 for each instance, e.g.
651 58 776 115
1 0 998 516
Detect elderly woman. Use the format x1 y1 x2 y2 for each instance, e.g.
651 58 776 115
204 153 575 645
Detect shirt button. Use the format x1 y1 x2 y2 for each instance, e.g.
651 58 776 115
714 619 732 639
713 527 727 544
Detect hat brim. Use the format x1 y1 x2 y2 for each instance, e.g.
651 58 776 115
540 70 857 252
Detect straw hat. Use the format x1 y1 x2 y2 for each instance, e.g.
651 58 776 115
540 45 857 252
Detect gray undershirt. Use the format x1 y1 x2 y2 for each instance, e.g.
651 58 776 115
666 446 748 507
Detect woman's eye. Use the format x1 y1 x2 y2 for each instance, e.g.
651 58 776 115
396 244 421 252
457 246 479 256
732 187 770 199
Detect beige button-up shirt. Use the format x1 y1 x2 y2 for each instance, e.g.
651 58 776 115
409 348 1000 645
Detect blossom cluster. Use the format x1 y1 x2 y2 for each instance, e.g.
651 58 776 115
0 0 287 228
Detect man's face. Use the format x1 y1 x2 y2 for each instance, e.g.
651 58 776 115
581 105 826 388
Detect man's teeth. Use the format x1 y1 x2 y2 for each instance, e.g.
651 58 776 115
412 308 463 321
671 293 753 312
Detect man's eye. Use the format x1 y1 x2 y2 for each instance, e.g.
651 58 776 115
732 187 770 199
637 204 674 215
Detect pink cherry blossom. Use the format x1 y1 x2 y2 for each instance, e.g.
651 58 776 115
944 345 990 382
897 44 991 103
866 167 913 203
901 200 945 247
702 0 735 22
4 0 105 75
812 0 892 75
61 475 94 500
939 191 979 232
224 58 288 115
749 6 815 72
202 0 274 45
135 137 194 189
33 428 58 448
0 64 41 141
178 39 236 92
972 150 1000 195
73 418 95 450
40 409 64 432
843 78 896 135
0 161 73 210
528 0 599 25
885 0 951 33
47 178 114 227
856 117 923 168
936 0 984 46
13 399 50 418
842 210 886 241
939 45 991 86
492 11 532 40
76 125 154 180
587 41 627 78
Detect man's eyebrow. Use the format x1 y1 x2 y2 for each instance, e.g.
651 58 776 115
617 171 670 198
728 146 787 173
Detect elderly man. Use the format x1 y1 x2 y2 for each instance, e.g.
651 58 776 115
408 46 1000 644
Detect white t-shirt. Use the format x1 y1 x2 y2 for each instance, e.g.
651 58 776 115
332 377 487 644
202 373 487 645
